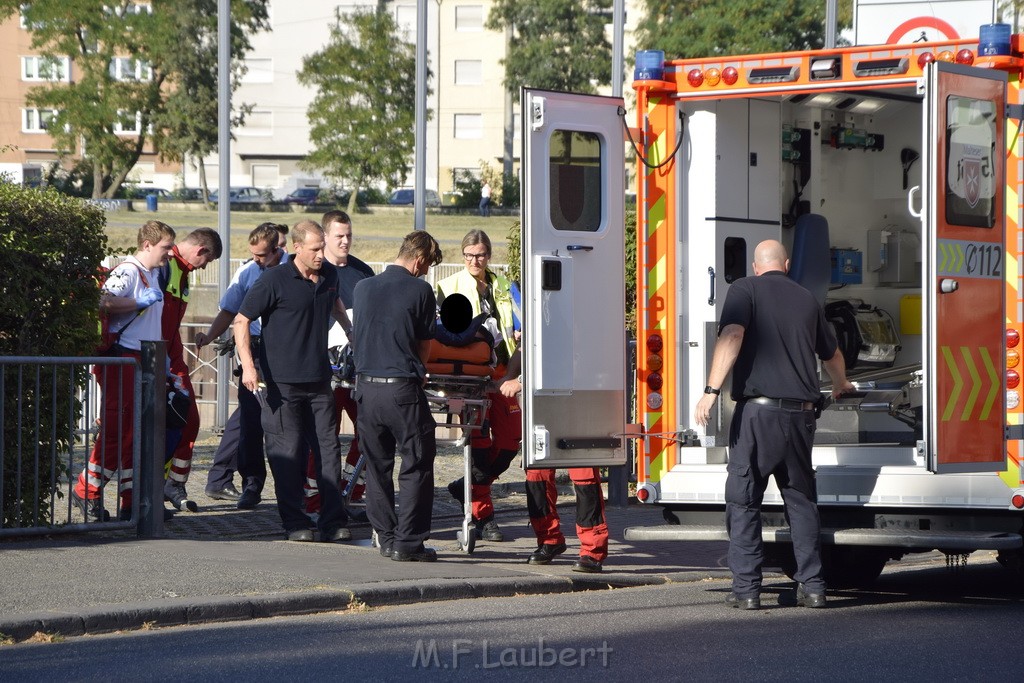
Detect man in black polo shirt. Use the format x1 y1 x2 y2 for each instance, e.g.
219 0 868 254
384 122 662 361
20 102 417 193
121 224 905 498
695 239 854 610
352 231 442 562
233 220 355 542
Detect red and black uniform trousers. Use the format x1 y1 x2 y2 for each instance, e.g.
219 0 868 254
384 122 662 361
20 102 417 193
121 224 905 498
526 467 609 562
303 383 362 513
74 350 142 511
162 253 200 486
463 387 522 522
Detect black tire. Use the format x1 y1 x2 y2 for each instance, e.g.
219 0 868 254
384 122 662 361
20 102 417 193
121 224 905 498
996 548 1024 574
820 546 889 588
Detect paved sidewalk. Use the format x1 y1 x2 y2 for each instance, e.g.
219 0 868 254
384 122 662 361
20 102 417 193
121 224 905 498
0 450 732 643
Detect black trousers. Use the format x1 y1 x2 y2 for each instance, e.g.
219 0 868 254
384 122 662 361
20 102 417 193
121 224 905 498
206 383 267 493
725 401 825 597
355 380 436 553
263 380 347 534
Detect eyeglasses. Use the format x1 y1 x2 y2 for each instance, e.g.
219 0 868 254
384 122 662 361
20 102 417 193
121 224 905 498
463 252 489 262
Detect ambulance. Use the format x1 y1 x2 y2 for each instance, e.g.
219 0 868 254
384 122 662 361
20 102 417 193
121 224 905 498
520 33 1024 585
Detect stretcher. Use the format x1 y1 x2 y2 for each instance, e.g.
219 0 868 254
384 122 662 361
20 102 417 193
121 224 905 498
332 341 494 554
422 371 492 554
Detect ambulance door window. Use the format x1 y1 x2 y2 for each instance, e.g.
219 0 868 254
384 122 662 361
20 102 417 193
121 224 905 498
945 96 997 228
549 130 602 232
723 237 747 283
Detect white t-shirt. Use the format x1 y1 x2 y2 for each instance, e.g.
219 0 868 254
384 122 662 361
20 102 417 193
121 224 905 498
104 255 163 351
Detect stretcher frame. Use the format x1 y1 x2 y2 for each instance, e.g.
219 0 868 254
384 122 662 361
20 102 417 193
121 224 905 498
423 373 492 554
336 372 491 554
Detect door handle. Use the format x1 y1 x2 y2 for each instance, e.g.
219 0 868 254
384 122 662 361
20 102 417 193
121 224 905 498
567 244 593 251
908 185 921 218
708 267 716 305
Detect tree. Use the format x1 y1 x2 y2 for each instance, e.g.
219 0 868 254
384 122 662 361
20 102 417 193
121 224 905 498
297 7 426 214
2 1 268 199
153 0 269 204
637 0 852 59
486 0 613 94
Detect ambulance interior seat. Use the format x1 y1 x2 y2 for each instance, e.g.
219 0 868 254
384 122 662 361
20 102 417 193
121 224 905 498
788 213 830 307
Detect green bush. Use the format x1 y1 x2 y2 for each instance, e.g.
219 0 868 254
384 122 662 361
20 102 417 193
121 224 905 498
0 184 109 527
504 209 636 337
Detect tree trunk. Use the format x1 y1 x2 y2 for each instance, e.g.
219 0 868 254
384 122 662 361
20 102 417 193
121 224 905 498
198 157 211 209
91 161 103 199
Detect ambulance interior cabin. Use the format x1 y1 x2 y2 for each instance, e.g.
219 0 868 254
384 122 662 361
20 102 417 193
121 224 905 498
683 85 932 450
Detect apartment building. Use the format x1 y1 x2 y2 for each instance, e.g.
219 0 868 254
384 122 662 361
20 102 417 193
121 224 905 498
2 1 637 197
0 5 177 189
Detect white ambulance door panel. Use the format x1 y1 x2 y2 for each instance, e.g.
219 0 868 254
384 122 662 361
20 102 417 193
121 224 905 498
922 61 1007 473
522 88 627 469
748 99 781 221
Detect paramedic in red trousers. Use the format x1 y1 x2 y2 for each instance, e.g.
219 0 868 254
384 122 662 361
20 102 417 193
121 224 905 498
498 348 610 573
694 239 854 610
71 221 175 522
352 231 442 561
303 210 375 514
196 223 287 509
161 228 222 513
233 220 354 542
436 229 521 542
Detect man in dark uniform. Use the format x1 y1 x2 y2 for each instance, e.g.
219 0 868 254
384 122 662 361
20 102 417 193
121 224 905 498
352 231 442 561
695 239 854 610
232 220 354 542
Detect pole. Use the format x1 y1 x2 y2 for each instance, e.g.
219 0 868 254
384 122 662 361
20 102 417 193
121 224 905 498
216 0 231 428
611 0 625 98
825 0 837 49
138 341 166 538
414 0 428 230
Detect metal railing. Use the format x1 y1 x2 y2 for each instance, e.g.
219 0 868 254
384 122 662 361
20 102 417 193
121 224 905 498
0 356 140 537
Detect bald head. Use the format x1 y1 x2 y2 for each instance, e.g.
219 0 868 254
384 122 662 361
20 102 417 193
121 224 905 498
752 240 789 276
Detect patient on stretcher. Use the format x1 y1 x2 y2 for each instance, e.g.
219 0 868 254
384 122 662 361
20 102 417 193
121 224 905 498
427 293 500 377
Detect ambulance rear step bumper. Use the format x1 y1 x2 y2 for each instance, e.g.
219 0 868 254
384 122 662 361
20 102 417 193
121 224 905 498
623 525 1022 550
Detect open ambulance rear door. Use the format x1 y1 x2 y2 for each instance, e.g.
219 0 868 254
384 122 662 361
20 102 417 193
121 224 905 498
922 62 1008 473
521 88 628 469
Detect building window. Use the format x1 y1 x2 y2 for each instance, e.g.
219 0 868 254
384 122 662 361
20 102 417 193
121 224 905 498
394 4 415 38
21 56 70 82
239 110 273 136
454 60 482 86
104 2 153 17
113 110 142 135
454 113 483 139
455 5 483 31
22 108 58 133
19 5 45 30
109 58 152 81
242 58 273 83
251 163 280 188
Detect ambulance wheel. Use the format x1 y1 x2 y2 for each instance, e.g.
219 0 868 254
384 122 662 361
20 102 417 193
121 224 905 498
996 548 1023 574
820 546 888 588
457 530 476 554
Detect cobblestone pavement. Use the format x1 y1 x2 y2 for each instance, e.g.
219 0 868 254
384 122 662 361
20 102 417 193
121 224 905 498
158 435 535 541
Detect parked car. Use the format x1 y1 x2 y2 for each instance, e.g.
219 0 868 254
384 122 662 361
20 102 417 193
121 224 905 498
128 187 173 200
175 187 204 201
282 187 320 206
387 188 441 207
209 186 265 204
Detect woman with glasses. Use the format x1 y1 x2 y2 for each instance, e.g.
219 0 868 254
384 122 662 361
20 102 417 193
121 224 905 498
436 229 520 543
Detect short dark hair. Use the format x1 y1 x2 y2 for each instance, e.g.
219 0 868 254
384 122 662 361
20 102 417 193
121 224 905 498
398 230 442 266
321 210 351 228
249 224 280 248
182 227 223 259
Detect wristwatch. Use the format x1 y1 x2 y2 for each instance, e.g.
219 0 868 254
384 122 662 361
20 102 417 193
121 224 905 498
704 385 721 395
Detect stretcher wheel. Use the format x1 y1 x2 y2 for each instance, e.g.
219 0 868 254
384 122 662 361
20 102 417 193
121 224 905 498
457 529 476 554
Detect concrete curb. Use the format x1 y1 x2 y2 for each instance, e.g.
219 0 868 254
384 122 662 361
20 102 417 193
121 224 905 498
0 570 727 643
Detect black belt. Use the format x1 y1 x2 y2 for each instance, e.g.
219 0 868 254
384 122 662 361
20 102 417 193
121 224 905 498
745 396 814 411
358 374 417 384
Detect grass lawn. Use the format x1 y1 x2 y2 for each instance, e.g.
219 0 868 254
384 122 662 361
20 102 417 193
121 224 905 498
103 206 519 265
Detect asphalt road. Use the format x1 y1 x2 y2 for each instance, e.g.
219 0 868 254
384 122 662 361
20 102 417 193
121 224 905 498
2 555 1019 681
